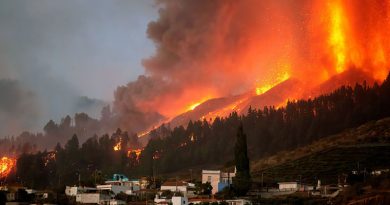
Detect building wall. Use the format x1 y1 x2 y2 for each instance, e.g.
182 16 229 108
202 170 221 194
76 193 110 204
97 184 135 195
160 185 187 194
172 196 188 205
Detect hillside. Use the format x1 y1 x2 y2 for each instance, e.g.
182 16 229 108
251 117 390 184
140 68 379 144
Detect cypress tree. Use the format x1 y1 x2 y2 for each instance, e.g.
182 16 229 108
232 123 251 196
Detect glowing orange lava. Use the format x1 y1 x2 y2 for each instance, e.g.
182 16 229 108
186 96 212 111
255 72 290 95
0 156 16 178
328 0 347 74
188 102 201 111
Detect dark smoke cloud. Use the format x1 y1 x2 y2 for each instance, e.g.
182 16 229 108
114 75 166 132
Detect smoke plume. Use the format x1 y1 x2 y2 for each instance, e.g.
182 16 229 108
115 0 390 133
0 79 40 136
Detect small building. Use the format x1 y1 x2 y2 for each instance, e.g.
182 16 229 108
172 196 188 205
97 181 139 195
160 181 188 194
226 199 252 205
96 174 140 195
202 169 236 194
76 193 111 204
155 195 188 205
154 194 171 204
129 178 148 189
278 182 299 191
65 186 97 196
188 198 251 205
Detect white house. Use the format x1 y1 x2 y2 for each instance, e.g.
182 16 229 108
202 169 236 194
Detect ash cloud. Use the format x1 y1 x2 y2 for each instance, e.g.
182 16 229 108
113 0 306 131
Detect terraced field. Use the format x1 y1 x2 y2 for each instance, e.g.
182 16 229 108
253 144 390 184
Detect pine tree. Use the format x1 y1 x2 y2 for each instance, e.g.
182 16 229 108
232 123 251 196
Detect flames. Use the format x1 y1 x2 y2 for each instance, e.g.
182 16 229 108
0 156 16 179
113 139 122 151
44 152 56 166
127 149 142 160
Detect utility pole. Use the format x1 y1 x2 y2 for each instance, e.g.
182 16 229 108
261 172 264 188
228 171 230 189
300 175 302 191
175 176 178 193
358 162 360 174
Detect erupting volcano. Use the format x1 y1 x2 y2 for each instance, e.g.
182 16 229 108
113 0 390 136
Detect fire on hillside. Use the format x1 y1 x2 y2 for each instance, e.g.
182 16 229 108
0 156 16 179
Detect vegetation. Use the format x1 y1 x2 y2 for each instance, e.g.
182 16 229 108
11 129 141 190
251 117 390 173
6 72 390 190
195 182 213 195
253 144 390 185
0 110 122 156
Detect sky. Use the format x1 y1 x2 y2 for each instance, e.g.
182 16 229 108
0 0 158 135
0 0 157 100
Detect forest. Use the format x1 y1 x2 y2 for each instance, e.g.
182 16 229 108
5 72 390 190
